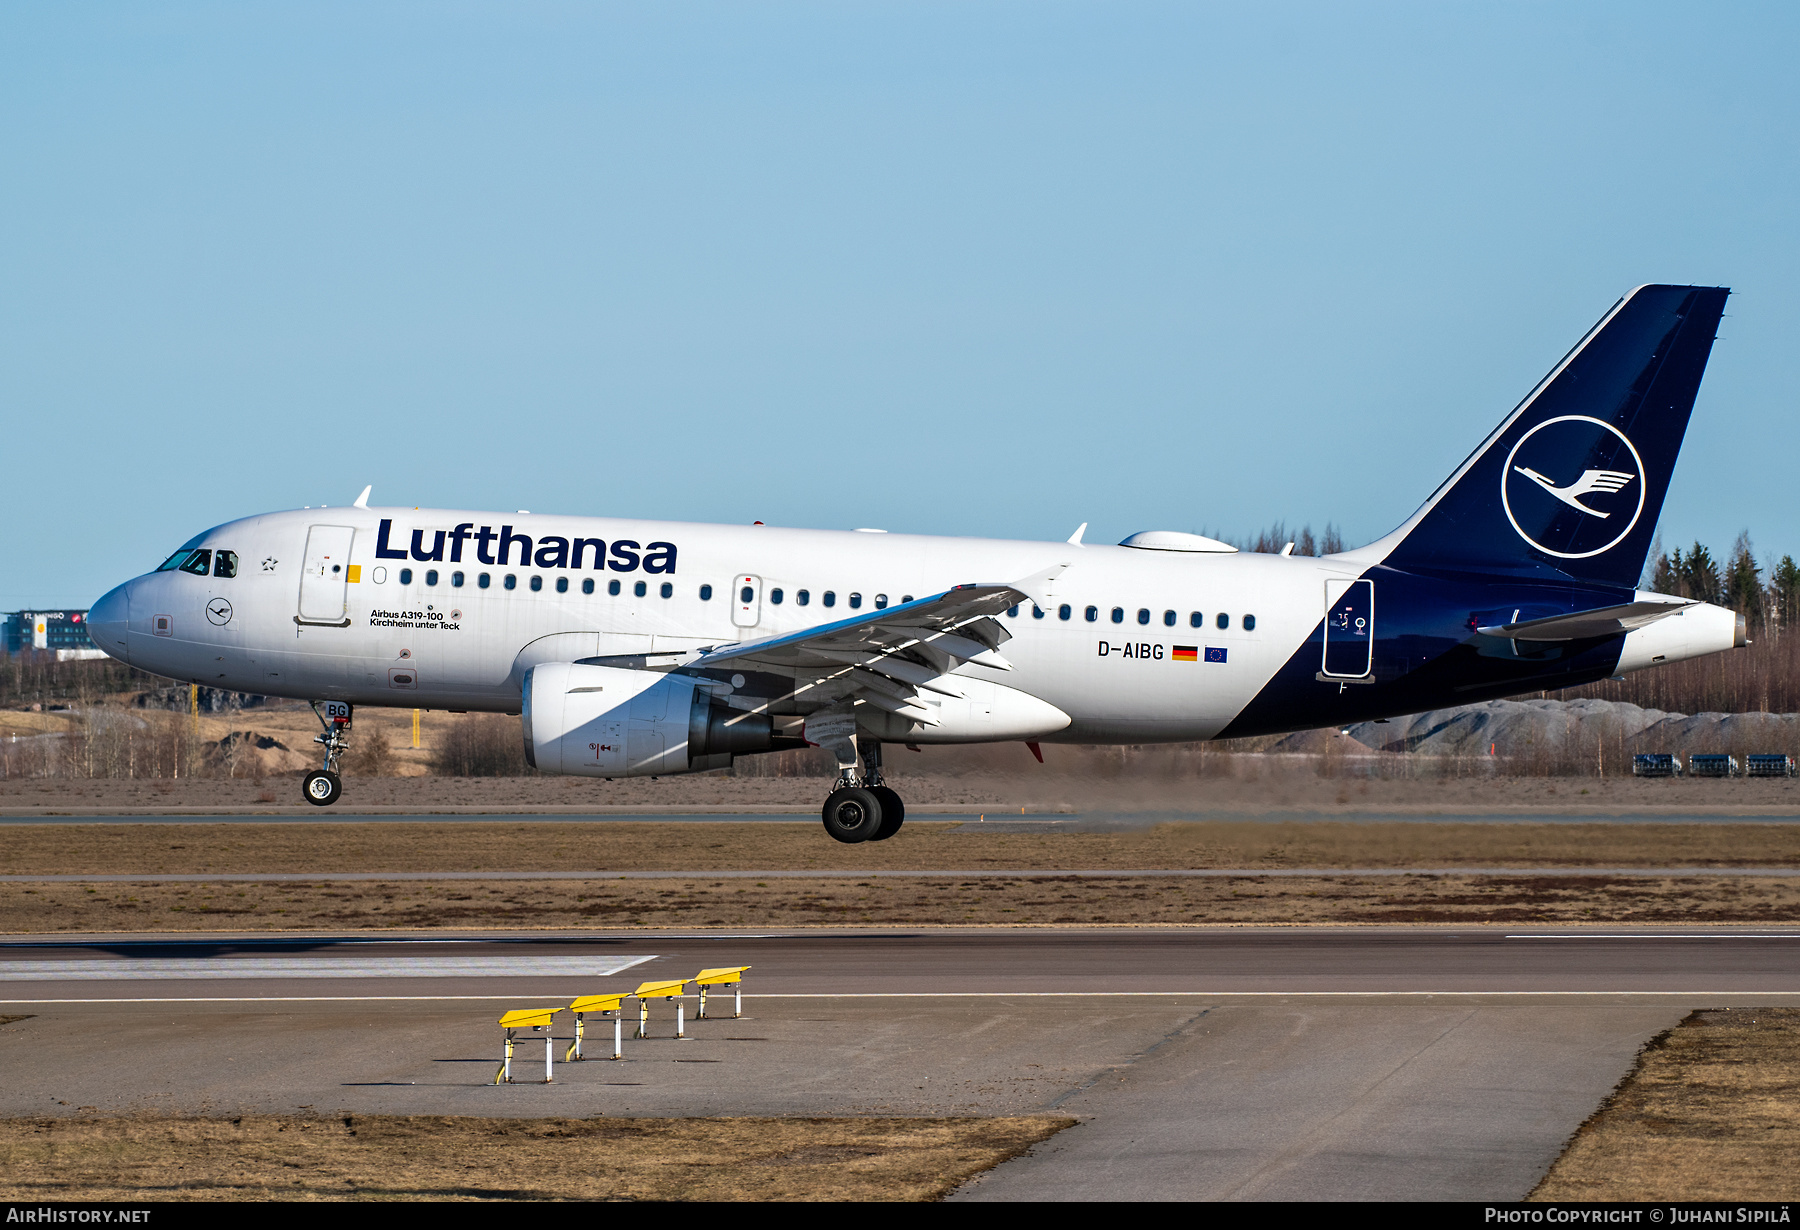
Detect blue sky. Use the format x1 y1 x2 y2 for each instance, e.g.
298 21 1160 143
4 2 1797 608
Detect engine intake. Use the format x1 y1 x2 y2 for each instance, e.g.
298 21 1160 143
522 662 772 777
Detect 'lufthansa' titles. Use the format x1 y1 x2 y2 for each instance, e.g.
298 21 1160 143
375 520 677 574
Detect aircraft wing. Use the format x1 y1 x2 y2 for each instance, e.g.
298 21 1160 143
685 581 1034 726
1476 599 1695 641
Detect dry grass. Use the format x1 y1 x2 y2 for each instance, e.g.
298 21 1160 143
11 872 1800 931
13 819 1800 931
0 1113 1074 1201
8 819 1800 877
1533 1008 1800 1201
10 753 1800 813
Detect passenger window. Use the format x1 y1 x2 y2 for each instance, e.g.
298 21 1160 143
823 591 836 608
1032 605 1045 619
1111 607 1124 624
178 550 212 576
635 581 647 598
478 573 491 589
1007 605 1020 618
1163 610 1176 627
503 574 516 590
1190 612 1202 628
699 584 713 601
373 567 387 584
213 551 238 578
1137 608 1150 625
849 593 863 610
901 594 913 603
739 586 754 604
556 577 568 593
400 568 414 585
608 580 621 596
1216 612 1230 630
770 587 784 604
425 570 439 586
797 589 811 606
1244 614 1256 631
1059 604 1071 620
582 578 595 595
875 594 888 609
529 576 542 592
452 571 465 588
1086 606 1098 622
660 582 673 599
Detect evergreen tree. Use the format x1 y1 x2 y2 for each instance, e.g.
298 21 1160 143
1656 546 1686 597
1771 555 1800 629
1681 542 1723 605
1726 531 1764 627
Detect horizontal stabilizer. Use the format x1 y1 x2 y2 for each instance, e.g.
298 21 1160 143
1476 600 1694 641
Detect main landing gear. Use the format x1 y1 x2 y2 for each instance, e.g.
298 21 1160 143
821 741 905 844
302 700 352 807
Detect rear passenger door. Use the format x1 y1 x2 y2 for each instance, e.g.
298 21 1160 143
1322 578 1374 679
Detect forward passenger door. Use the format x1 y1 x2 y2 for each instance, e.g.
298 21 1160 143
297 525 356 627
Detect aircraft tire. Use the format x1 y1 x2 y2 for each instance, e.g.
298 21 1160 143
867 786 905 840
302 770 342 807
821 787 883 843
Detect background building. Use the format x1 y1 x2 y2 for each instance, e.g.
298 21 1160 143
2 610 105 660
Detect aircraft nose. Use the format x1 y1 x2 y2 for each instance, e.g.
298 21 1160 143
88 583 131 664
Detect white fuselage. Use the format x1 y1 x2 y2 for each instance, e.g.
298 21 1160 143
94 507 1364 743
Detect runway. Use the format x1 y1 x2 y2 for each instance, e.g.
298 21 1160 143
4 927 1798 997
2 927 1796 1199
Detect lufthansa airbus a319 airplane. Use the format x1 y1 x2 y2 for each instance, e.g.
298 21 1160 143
89 284 1743 842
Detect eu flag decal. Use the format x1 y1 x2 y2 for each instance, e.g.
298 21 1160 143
1171 645 1198 662
1204 647 1227 663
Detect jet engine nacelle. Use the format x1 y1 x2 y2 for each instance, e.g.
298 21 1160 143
522 662 772 777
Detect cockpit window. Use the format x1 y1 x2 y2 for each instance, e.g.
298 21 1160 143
177 550 213 576
156 533 210 572
213 551 238 578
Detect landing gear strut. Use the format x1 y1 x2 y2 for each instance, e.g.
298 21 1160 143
821 740 905 844
303 701 352 807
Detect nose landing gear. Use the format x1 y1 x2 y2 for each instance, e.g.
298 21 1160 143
303 701 352 807
820 740 906 844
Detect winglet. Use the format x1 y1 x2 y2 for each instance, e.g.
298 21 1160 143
1067 523 1087 546
353 485 372 509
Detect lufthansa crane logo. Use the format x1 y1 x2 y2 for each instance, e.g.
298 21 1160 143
205 598 234 626
1501 415 1646 559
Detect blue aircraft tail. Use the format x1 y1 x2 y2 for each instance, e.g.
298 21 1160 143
1374 284 1729 589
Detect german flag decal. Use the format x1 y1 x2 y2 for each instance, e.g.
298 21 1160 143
1171 645 1198 662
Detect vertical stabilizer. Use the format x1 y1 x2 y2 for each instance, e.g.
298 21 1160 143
1368 284 1728 588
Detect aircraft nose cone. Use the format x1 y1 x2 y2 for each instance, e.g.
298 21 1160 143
88 583 130 664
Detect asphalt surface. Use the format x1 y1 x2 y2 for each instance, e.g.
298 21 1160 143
5 928 1800 995
2 927 1797 1200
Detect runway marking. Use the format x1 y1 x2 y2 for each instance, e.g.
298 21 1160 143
12 867 1800 882
1507 934 1800 939
0 955 657 981
6 990 1800 1004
